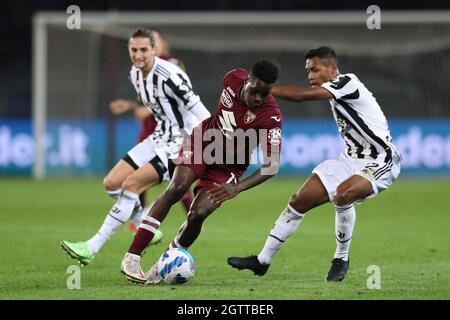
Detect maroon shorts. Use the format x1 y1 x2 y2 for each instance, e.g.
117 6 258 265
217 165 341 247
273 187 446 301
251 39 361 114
193 163 244 194
136 115 157 143
171 125 246 194
169 155 245 194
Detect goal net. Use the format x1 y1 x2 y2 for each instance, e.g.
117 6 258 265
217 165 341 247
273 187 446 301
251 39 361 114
33 11 450 178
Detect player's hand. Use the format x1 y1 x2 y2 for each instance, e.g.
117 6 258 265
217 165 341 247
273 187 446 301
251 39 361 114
109 99 133 115
207 183 240 205
134 106 152 121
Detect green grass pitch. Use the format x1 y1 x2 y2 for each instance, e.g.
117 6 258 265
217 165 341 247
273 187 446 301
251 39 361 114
0 177 449 300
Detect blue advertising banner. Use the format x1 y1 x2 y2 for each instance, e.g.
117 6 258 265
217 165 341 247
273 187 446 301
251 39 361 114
1 118 450 177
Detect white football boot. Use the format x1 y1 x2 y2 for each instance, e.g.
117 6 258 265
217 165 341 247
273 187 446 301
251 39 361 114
120 253 146 284
145 261 163 285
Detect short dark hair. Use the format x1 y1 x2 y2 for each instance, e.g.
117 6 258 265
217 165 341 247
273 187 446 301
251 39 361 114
250 60 279 84
129 28 156 46
304 47 337 64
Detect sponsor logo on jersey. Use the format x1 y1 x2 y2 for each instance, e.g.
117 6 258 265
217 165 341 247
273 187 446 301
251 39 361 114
244 110 256 124
147 102 162 116
226 86 236 97
220 89 233 108
268 127 282 145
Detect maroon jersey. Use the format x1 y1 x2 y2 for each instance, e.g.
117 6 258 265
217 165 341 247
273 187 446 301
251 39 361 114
199 68 283 170
174 68 282 192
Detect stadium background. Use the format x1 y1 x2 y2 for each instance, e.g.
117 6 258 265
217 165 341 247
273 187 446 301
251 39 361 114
1 0 449 300
1 0 450 177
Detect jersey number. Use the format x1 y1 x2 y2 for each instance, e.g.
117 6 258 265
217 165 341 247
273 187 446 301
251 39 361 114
219 110 237 132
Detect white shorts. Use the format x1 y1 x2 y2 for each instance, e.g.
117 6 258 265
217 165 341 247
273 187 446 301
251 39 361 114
312 152 401 204
126 134 184 182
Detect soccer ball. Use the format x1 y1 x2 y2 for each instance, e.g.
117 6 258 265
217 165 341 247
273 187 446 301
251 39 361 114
158 248 195 284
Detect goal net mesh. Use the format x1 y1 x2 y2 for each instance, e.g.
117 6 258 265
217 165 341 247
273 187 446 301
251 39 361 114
36 12 450 177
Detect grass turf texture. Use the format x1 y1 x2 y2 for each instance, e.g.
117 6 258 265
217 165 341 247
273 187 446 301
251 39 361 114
0 177 449 300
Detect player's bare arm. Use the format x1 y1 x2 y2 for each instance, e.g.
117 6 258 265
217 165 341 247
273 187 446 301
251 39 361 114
109 99 137 115
109 98 152 119
133 105 152 121
271 85 333 102
270 53 340 103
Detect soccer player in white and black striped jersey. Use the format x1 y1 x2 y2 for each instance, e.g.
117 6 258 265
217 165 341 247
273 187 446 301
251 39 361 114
61 28 210 266
227 46 402 282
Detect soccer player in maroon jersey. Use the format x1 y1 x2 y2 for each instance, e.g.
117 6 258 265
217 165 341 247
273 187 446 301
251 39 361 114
120 60 283 283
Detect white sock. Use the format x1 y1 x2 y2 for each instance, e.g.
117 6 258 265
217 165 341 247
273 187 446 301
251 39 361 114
257 204 304 265
106 189 122 201
333 204 356 261
165 221 187 250
86 190 140 255
168 238 182 250
130 205 144 226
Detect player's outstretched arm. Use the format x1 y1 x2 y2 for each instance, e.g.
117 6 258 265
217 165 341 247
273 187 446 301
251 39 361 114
109 99 134 115
271 85 333 102
133 106 152 121
109 98 152 121
207 159 280 205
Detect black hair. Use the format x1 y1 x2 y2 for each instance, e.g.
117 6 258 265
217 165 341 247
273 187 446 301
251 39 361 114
129 28 156 46
304 46 337 64
250 60 279 84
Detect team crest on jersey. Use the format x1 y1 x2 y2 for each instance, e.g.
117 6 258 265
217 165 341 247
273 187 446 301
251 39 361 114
268 127 282 145
181 151 193 161
220 89 233 108
244 110 256 124
337 117 352 134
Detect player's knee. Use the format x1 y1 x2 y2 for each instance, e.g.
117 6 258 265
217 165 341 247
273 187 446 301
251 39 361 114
288 193 301 209
103 176 120 191
334 187 353 206
164 183 190 204
288 192 310 213
121 177 138 193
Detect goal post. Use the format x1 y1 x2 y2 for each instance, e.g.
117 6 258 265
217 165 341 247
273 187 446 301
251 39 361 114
32 10 450 179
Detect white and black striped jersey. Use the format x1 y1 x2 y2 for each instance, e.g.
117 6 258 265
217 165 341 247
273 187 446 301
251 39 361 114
129 57 210 143
321 73 400 164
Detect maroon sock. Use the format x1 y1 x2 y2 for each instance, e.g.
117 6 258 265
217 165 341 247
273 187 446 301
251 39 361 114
128 218 159 255
181 190 193 214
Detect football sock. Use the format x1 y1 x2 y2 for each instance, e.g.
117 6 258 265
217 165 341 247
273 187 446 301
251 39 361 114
130 204 145 226
333 204 356 262
86 190 140 255
166 221 187 251
106 189 122 201
168 238 182 250
128 216 161 255
258 204 305 265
